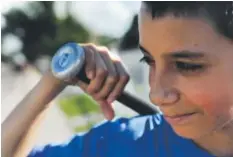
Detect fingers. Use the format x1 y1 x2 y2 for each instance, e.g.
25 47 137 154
97 100 114 120
107 61 130 104
83 46 96 79
93 47 119 100
86 51 108 95
75 43 129 120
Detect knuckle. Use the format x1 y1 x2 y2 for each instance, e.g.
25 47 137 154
109 91 120 100
93 94 100 100
95 99 102 105
85 88 93 95
87 49 94 56
98 47 110 55
97 69 108 77
86 43 96 49
98 49 108 56
107 75 119 84
83 48 94 59
93 94 105 101
109 90 118 97
86 87 97 95
95 95 103 101
98 46 109 51
111 94 119 100
86 68 92 73
120 74 130 82
86 65 94 72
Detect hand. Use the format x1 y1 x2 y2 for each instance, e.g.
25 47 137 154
70 44 130 120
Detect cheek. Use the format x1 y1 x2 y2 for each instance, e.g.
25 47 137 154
184 86 232 119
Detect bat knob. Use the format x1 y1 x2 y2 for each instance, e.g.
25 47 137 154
51 42 85 81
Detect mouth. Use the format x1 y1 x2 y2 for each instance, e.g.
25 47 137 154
164 112 198 125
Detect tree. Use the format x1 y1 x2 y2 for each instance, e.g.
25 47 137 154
1 2 90 66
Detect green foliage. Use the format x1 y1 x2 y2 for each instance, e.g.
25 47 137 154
58 94 100 118
58 94 103 132
74 125 89 133
74 122 95 133
2 2 58 63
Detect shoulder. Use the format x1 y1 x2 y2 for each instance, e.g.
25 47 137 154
80 113 171 156
28 114 171 157
93 113 164 132
88 113 166 140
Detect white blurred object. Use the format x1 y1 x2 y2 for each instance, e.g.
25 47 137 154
1 1 141 38
70 1 141 38
0 1 28 13
2 33 23 56
35 56 51 73
121 1 141 14
53 1 68 20
1 15 7 29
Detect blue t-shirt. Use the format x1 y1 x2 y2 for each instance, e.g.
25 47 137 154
28 114 213 157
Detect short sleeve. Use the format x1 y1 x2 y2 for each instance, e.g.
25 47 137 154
27 117 129 157
27 114 165 157
28 134 85 157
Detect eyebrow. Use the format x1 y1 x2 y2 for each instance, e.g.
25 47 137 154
139 45 152 56
139 45 205 59
170 51 204 59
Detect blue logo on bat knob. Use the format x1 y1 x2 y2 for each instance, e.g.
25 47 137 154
51 42 85 80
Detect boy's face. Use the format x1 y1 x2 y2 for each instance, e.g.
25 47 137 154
138 8 233 139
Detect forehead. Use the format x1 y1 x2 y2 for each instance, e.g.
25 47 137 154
138 10 225 55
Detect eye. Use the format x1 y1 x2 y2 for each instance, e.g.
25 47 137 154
139 56 155 66
175 61 204 73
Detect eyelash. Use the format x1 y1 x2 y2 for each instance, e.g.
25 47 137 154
139 56 204 72
139 56 155 66
175 61 204 73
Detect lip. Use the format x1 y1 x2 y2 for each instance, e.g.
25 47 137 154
164 112 198 125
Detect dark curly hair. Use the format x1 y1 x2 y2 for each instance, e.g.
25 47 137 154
143 1 233 40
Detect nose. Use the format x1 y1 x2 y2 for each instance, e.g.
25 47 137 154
149 72 179 106
149 88 179 106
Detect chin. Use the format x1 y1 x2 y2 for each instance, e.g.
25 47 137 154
172 127 200 139
170 124 214 140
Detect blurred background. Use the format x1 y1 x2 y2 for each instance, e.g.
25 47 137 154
1 1 154 147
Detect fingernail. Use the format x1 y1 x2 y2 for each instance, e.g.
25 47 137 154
106 111 114 121
107 97 114 104
88 72 93 79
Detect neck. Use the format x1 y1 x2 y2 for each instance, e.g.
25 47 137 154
195 122 233 157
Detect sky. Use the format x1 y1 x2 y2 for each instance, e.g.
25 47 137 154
69 1 141 37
